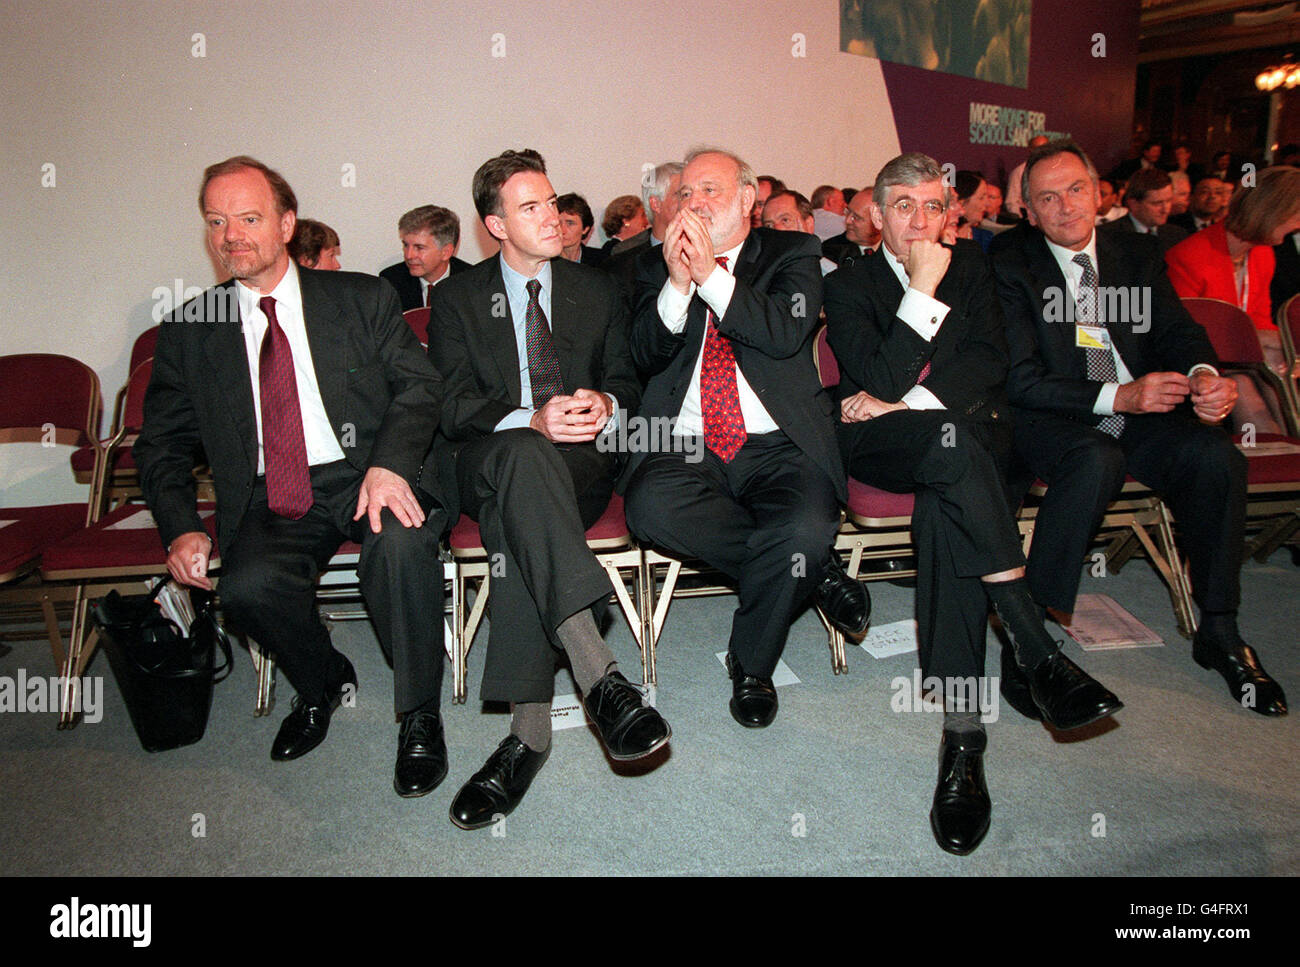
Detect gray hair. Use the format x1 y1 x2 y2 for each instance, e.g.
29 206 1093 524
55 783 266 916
1020 139 1099 208
643 161 684 224
873 153 945 205
684 146 758 192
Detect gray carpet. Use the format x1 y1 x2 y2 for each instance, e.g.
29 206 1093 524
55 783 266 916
1 554 1296 876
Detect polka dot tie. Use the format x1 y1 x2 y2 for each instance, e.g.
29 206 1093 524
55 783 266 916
257 296 314 519
700 256 747 462
525 278 564 409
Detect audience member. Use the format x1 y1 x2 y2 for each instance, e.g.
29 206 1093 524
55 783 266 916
379 205 469 311
762 189 839 274
600 194 649 257
288 218 341 270
993 139 1286 719
824 152 1121 856
1169 175 1232 234
752 174 786 227
422 149 670 829
823 186 880 266
1168 170 1192 216
557 192 607 265
1004 134 1050 218
623 147 868 732
1099 167 1188 252
811 184 847 240
954 170 994 251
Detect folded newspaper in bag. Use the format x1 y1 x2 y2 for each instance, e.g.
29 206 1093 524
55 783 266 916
92 578 232 752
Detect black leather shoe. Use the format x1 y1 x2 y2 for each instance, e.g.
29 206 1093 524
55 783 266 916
449 735 550 830
270 656 357 761
1024 651 1123 731
1193 633 1288 716
999 647 1041 721
584 671 671 760
726 653 778 728
814 554 871 637
929 730 991 856
394 708 449 797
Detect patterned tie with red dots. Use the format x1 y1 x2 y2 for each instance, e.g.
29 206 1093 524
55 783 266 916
699 256 747 462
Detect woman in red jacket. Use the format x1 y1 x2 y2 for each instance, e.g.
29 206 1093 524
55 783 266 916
1166 166 1300 433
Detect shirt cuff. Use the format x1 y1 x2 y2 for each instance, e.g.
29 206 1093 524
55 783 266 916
1188 363 1220 379
494 408 535 432
897 288 949 341
600 395 620 436
1093 383 1120 416
657 279 693 334
697 264 736 320
901 384 944 411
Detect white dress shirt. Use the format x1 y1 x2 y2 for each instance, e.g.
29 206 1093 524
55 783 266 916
236 262 345 475
655 241 779 437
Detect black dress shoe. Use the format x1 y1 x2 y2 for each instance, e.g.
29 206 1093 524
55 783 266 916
1193 633 1288 716
449 735 550 830
726 653 778 728
999 647 1041 722
583 671 671 760
929 730 991 856
1024 650 1124 731
394 708 449 798
270 655 357 761
814 554 871 637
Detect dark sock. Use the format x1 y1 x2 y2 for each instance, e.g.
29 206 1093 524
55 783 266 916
510 701 552 752
984 577 1056 670
555 610 617 694
1198 610 1240 644
943 710 986 736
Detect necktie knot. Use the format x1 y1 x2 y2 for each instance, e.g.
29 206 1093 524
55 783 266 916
715 256 729 270
1071 253 1093 274
526 278 541 300
259 295 276 318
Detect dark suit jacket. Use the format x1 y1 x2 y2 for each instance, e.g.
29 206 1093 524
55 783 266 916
991 226 1218 427
822 244 1009 423
135 267 442 555
379 257 471 312
625 227 844 500
420 255 641 517
823 233 875 267
1098 213 1188 253
1272 233 1300 314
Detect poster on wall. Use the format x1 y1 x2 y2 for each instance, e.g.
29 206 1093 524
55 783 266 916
840 0 1032 89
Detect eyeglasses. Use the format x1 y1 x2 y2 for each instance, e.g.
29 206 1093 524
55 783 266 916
884 198 947 218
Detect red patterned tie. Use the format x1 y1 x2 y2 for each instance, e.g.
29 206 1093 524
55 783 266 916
700 256 746 462
917 360 932 383
257 296 313 519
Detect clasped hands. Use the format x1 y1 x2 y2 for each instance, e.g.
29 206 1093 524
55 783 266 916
529 387 614 443
664 209 720 294
1113 370 1237 424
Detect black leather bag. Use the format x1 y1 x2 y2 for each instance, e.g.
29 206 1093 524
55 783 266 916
92 578 233 752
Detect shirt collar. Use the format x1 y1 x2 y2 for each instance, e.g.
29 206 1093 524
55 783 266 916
235 260 301 321
1044 228 1099 282
499 253 552 294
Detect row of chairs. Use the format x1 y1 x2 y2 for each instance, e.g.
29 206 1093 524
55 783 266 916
4 296 1299 728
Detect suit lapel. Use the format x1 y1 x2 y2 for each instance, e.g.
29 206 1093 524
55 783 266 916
201 281 258 474
1024 231 1088 378
549 259 581 394
1094 234 1139 368
481 257 522 405
298 267 350 435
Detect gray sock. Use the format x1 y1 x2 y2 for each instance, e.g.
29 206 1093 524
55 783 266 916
510 701 552 752
556 610 617 694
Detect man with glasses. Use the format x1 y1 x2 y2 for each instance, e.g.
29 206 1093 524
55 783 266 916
823 186 881 267
823 152 1123 856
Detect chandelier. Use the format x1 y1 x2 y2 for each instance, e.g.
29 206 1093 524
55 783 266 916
1256 56 1300 91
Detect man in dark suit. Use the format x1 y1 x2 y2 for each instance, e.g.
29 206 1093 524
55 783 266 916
823 152 1123 856
993 139 1287 718
606 163 683 301
378 205 471 311
1098 168 1188 253
135 156 450 797
1168 175 1232 236
622 148 869 731
422 149 671 830
822 187 880 268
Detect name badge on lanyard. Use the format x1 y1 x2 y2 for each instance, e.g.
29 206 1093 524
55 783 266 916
1075 325 1111 351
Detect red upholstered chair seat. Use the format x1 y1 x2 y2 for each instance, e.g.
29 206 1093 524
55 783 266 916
845 477 915 520
0 505 90 579
449 494 629 551
1233 433 1300 485
39 503 219 576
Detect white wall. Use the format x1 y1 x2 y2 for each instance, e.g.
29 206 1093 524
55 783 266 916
0 0 898 506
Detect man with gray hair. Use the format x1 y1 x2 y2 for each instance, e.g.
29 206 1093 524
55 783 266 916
824 151 1123 856
624 146 868 732
380 205 470 311
611 161 684 260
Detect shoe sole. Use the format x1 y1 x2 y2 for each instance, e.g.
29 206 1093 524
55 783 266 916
605 722 672 761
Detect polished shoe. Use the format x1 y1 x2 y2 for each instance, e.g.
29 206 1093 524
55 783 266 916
726 653 778 728
583 671 671 760
394 708 449 798
1193 633 1288 716
270 656 357 761
929 730 991 855
1024 650 1123 731
814 554 871 637
999 647 1041 722
449 735 550 830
